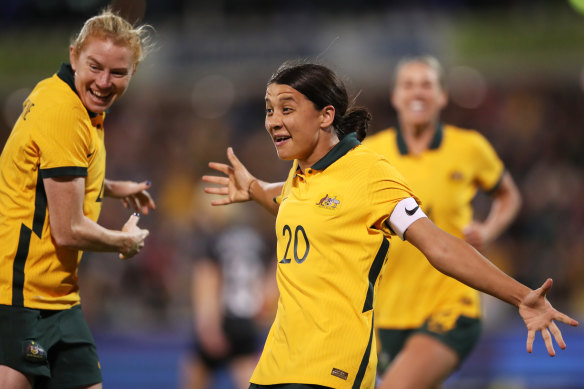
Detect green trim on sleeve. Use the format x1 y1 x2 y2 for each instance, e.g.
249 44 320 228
40 166 88 178
485 170 505 195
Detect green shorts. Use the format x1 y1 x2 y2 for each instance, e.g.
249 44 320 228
0 304 102 389
249 384 332 389
377 315 481 374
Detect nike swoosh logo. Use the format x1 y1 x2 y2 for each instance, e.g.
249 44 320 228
405 205 419 216
87 152 94 158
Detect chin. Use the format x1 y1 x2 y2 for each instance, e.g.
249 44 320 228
275 151 294 161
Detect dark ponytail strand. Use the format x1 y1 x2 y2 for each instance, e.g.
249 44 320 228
336 107 371 141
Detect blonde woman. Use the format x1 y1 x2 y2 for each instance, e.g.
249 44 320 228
0 8 155 389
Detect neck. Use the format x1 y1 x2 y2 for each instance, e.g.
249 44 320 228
400 121 438 155
298 130 339 172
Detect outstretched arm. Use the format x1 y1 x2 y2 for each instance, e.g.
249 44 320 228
202 147 283 216
464 172 522 250
406 217 578 356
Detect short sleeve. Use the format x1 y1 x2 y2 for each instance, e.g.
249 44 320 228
35 104 90 177
470 131 504 192
367 158 421 236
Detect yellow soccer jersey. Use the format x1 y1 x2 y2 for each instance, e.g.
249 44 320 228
0 64 106 310
251 133 418 389
364 124 504 330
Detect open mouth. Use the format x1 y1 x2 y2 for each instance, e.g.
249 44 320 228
409 100 426 112
90 88 112 102
274 135 291 145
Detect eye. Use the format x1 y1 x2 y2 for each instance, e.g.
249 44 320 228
265 107 273 115
112 70 129 78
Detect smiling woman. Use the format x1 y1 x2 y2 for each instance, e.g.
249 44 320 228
202 61 578 389
0 7 156 389
69 11 152 114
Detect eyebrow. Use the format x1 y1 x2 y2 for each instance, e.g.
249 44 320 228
86 56 130 74
265 95 295 103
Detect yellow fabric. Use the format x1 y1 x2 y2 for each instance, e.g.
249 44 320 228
251 137 417 389
364 124 504 329
0 71 106 309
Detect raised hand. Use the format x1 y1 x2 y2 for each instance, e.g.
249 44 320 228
518 278 579 356
202 147 256 206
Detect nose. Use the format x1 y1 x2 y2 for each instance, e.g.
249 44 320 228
265 112 282 131
95 71 112 89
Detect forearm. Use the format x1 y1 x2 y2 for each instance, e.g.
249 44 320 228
102 178 132 198
55 215 137 253
409 218 530 307
249 180 283 216
103 178 115 197
483 173 522 241
192 262 223 331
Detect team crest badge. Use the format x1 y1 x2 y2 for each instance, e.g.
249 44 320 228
22 340 47 363
316 193 342 210
450 170 464 181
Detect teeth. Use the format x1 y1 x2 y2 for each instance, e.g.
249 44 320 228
409 101 425 111
92 89 108 98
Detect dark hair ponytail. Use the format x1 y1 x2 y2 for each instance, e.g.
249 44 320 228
268 61 371 141
336 107 371 141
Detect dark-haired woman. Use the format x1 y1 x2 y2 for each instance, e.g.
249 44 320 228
203 62 578 389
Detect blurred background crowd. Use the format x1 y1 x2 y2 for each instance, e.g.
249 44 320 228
1 0 583 388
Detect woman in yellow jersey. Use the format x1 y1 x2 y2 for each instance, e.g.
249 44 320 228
203 61 578 389
363 56 522 389
0 8 155 389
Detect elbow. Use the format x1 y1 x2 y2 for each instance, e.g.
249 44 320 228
51 226 81 249
51 232 77 249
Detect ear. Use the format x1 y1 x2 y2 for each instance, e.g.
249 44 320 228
437 89 448 109
69 45 77 71
320 105 335 128
390 89 398 109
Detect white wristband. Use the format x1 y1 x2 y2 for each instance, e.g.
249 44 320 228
388 197 426 240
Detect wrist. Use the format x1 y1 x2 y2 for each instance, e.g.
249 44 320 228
103 179 114 197
247 178 258 200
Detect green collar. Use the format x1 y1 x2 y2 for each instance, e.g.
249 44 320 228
310 132 360 171
57 63 100 118
395 123 444 155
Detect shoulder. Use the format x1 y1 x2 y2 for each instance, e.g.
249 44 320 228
348 144 403 178
28 76 89 130
32 74 84 113
443 124 491 145
363 127 396 145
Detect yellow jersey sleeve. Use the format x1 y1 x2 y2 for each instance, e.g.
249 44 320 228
35 104 91 174
366 157 420 236
467 130 504 192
